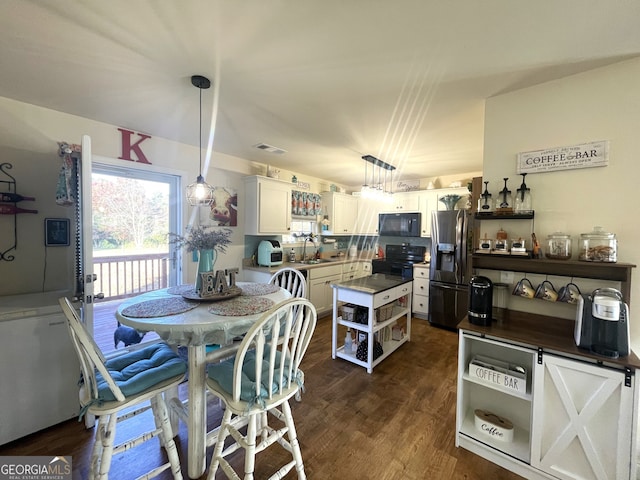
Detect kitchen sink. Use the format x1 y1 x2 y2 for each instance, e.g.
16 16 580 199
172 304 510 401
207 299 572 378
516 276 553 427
297 259 334 265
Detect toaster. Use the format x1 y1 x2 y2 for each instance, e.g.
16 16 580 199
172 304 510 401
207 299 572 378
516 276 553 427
257 240 283 267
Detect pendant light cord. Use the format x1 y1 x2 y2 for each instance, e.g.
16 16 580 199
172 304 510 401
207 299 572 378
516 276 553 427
199 85 203 177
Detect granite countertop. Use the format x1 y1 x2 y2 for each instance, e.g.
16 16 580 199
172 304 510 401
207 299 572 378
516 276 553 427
244 253 377 274
330 273 412 294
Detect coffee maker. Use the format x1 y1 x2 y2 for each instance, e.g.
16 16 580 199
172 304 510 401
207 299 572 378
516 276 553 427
575 288 630 358
468 276 493 326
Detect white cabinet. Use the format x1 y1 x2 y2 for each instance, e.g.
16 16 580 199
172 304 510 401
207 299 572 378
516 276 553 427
351 187 470 237
457 330 638 480
322 192 358 235
531 354 634 480
308 264 343 315
244 175 292 235
420 191 437 237
356 196 383 234
382 191 421 212
361 261 372 276
457 333 535 465
381 191 435 237
412 264 429 318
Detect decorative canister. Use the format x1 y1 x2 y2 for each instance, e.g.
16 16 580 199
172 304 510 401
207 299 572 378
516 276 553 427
579 226 617 262
494 238 509 253
545 232 572 260
478 235 492 251
474 409 514 443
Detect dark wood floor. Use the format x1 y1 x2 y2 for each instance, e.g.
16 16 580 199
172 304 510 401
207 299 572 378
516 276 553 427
0 313 522 480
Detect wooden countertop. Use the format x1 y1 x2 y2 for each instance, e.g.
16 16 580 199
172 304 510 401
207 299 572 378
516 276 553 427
459 310 640 370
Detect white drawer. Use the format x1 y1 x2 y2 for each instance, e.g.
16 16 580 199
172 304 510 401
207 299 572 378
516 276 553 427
308 264 343 280
412 295 429 314
342 262 360 273
413 277 429 295
413 264 430 279
373 282 412 309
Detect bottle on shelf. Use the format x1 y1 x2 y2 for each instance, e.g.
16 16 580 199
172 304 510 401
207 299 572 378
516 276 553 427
0 204 38 214
0 192 35 202
344 329 352 354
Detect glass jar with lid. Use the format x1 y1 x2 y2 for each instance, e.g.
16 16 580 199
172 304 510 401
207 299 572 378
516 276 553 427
579 226 617 262
514 173 532 213
545 232 572 260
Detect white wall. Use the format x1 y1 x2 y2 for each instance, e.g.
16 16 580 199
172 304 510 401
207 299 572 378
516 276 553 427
0 96 251 294
482 57 640 351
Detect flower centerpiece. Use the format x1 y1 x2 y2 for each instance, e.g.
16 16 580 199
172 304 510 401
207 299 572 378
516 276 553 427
169 225 232 253
169 225 232 292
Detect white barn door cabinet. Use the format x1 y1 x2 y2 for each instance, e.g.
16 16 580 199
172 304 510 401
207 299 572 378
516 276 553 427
531 353 634 480
456 311 639 480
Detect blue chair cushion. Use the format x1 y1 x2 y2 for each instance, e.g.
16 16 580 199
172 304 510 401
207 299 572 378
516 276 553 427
208 347 293 404
96 343 187 402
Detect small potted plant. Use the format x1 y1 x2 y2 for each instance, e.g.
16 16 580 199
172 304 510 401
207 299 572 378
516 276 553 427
169 225 232 291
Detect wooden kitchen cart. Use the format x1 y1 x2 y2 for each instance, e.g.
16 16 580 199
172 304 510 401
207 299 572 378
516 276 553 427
456 312 640 480
331 274 412 373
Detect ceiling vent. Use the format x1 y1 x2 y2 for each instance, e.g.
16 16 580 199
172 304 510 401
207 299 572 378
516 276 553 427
254 143 287 154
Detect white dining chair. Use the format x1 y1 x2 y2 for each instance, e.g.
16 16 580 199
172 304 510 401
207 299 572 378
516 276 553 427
269 267 307 298
58 297 187 480
269 267 308 402
205 298 317 480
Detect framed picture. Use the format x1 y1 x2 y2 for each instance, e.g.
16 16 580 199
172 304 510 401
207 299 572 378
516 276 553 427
45 218 70 246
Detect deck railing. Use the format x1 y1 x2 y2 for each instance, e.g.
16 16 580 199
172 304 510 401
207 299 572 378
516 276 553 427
94 253 170 301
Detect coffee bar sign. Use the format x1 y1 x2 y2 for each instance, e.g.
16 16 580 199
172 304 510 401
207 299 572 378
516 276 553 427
517 140 609 174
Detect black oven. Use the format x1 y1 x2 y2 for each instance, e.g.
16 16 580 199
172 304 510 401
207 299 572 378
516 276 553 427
371 244 426 279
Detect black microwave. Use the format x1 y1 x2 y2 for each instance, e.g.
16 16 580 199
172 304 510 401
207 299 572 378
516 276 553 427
378 212 421 237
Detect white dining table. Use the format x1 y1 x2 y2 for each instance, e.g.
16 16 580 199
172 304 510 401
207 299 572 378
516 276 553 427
116 282 291 479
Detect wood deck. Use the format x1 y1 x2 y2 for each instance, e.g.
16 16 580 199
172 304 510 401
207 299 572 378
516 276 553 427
94 299 160 355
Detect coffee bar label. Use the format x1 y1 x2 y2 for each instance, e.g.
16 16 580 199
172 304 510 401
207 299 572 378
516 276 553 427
517 140 609 174
469 356 526 394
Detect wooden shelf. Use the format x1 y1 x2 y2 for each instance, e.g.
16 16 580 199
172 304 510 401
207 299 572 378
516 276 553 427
472 255 635 303
475 212 534 220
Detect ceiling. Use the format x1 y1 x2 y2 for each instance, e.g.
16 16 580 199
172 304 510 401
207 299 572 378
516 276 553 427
1 1 640 188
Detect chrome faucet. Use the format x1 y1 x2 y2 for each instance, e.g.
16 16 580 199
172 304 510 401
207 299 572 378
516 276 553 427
303 233 315 261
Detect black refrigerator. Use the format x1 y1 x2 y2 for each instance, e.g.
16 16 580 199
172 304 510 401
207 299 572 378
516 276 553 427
428 209 471 329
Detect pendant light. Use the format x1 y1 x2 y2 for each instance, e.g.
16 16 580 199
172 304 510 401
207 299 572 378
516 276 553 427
360 154 395 201
186 75 214 206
